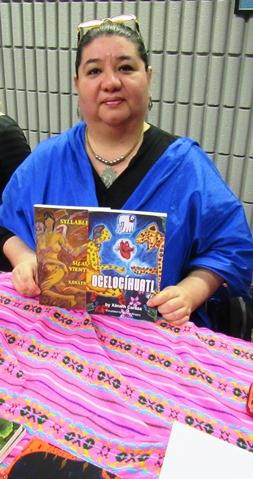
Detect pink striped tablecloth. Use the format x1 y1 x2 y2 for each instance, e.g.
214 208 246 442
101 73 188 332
0 271 252 477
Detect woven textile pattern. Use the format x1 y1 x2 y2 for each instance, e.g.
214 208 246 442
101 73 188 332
0 272 252 477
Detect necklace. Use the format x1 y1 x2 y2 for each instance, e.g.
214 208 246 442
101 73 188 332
85 128 144 166
99 166 118 188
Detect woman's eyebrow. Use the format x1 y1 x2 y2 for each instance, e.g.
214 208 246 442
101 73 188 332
84 58 101 66
84 55 136 66
117 55 135 62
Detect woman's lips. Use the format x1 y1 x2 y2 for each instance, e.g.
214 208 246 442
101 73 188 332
102 97 124 106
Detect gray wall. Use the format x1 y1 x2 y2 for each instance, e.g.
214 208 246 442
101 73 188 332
0 0 253 230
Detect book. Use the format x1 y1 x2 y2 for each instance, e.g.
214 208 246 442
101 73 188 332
34 205 167 321
86 209 167 321
34 205 89 310
1 436 122 478
0 417 26 463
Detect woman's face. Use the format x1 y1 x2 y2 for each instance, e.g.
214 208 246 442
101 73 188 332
74 35 152 128
44 216 54 231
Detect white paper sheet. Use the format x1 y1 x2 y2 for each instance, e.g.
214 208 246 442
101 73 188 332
159 421 253 479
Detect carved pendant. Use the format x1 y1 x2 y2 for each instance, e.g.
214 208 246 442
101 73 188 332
100 165 118 188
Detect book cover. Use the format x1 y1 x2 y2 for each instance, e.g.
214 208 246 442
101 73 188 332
34 205 89 310
0 417 26 464
86 209 167 321
34 205 167 321
0 436 121 478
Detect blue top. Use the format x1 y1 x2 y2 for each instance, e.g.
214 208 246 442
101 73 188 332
0 121 252 326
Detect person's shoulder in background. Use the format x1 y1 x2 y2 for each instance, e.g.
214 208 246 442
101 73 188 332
0 113 31 200
0 113 31 271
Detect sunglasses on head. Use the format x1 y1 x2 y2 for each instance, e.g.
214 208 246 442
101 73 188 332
77 14 141 44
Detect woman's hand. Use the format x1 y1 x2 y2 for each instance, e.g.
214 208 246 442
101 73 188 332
146 268 224 325
146 285 192 325
11 258 40 297
3 235 40 297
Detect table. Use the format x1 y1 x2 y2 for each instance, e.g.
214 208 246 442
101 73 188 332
0 271 252 478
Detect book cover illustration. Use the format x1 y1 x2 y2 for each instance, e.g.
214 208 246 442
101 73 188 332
34 205 89 310
0 437 121 479
86 210 167 321
0 417 26 464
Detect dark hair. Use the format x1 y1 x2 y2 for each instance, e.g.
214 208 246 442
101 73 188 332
43 211 55 230
75 22 149 77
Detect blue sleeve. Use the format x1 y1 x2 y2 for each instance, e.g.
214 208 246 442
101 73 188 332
184 146 253 299
0 122 97 251
0 151 38 250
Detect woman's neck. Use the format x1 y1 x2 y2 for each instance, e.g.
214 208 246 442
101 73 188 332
85 122 150 188
86 122 149 161
86 121 149 148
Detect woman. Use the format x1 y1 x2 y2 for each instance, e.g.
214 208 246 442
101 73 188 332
0 15 252 328
35 210 88 308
